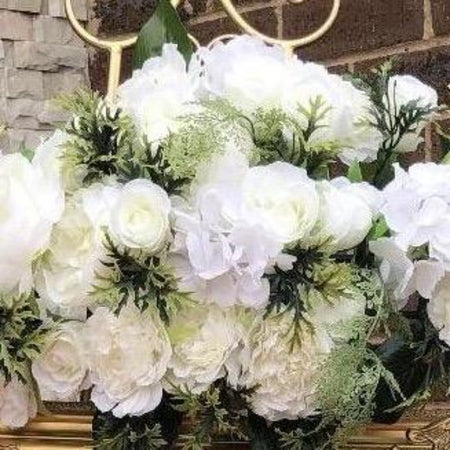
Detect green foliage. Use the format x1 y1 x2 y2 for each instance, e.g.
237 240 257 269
172 384 247 449
132 0 193 70
249 98 340 178
265 246 360 349
93 399 181 450
346 160 363 183
59 90 187 193
91 234 186 323
352 61 437 188
0 293 53 383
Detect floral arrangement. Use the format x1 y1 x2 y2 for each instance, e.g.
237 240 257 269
1 4 450 449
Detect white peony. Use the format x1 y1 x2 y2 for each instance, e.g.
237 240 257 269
239 312 333 421
427 274 450 346
35 187 111 319
165 304 247 394
315 178 378 252
32 321 90 401
385 75 438 153
243 162 319 244
83 305 171 418
109 179 171 251
0 153 64 293
0 377 37 429
118 44 200 143
199 35 298 112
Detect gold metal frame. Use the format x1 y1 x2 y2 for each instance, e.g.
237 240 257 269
65 0 340 97
2 402 450 449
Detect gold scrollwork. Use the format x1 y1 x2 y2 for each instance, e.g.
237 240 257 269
408 418 450 450
65 0 340 98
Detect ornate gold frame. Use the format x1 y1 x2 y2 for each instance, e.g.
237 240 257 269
2 402 450 449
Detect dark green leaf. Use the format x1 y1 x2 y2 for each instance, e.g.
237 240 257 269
132 0 193 70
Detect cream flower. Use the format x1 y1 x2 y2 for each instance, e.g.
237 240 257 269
0 153 64 293
0 377 37 429
240 312 333 421
83 305 171 418
118 44 199 143
165 304 246 394
110 179 171 251
32 322 90 401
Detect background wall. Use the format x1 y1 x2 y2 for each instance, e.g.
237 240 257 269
0 0 89 151
90 0 450 162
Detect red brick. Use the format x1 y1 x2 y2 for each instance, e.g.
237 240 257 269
431 0 450 36
188 7 278 45
284 0 424 61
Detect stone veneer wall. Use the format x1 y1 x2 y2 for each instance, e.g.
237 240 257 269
0 0 90 152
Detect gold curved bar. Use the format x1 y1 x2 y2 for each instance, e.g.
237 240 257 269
220 0 340 52
66 0 341 97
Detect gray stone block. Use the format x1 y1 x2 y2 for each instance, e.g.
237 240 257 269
5 68 44 99
0 10 33 40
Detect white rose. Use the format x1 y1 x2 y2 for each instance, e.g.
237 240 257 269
110 179 171 251
240 312 333 421
199 35 298 112
385 75 438 153
118 44 200 143
428 274 450 346
0 377 37 429
32 322 90 401
0 153 64 293
165 304 246 394
243 162 319 244
315 179 375 252
83 305 171 418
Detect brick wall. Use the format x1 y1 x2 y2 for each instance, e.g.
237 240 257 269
0 0 90 152
89 0 450 159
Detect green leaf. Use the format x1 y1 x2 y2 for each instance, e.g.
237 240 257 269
368 217 389 240
442 151 450 165
132 0 193 70
347 160 363 183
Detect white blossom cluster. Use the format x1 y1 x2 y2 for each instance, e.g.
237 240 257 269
0 35 441 430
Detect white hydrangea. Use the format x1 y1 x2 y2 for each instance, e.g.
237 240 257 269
118 44 200 144
385 75 438 153
32 322 90 402
381 163 450 266
0 376 37 429
0 153 64 294
427 274 450 346
315 177 381 252
83 305 171 418
170 155 316 308
165 304 247 394
239 312 333 421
